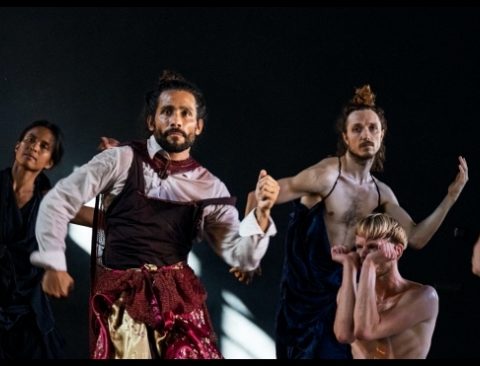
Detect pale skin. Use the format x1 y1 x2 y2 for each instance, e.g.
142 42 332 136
472 234 480 277
244 109 469 251
332 238 439 359
41 89 280 298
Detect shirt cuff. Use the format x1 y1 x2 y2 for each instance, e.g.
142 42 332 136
30 250 67 271
239 209 277 237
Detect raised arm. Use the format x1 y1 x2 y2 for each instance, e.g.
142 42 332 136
244 159 336 215
383 156 468 249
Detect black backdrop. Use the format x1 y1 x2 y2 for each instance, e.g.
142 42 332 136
0 7 478 359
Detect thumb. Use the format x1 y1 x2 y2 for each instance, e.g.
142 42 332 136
258 169 267 180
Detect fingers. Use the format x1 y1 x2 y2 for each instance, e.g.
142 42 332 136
229 267 260 285
41 270 74 298
458 155 469 181
258 169 267 180
256 169 280 207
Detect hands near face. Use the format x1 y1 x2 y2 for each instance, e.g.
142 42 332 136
41 269 74 298
331 245 360 269
364 241 400 266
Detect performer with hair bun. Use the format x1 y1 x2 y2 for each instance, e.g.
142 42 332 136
239 84 468 359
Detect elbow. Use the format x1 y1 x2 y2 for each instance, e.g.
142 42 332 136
334 323 355 344
335 331 355 344
353 327 375 341
407 236 428 250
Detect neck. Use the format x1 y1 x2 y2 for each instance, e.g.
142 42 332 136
375 265 405 299
11 163 40 192
342 152 374 182
164 148 191 161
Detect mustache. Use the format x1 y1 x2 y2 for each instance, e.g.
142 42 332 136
360 141 374 148
164 128 187 138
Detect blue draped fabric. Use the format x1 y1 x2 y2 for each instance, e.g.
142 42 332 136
275 199 352 359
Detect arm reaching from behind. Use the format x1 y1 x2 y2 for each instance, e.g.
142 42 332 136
472 234 480 277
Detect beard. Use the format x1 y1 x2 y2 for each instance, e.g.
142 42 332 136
154 128 196 153
347 146 376 164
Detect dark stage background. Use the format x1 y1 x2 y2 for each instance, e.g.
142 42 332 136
0 7 478 359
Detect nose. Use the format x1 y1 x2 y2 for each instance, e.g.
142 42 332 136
168 111 182 128
360 129 371 140
27 140 41 152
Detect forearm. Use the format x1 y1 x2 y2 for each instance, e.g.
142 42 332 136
408 194 457 249
32 185 81 271
245 191 257 216
254 207 272 232
334 263 358 344
32 148 126 270
354 260 379 340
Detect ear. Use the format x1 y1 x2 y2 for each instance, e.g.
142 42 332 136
342 132 349 147
394 243 404 260
146 116 155 132
14 142 20 152
195 119 204 136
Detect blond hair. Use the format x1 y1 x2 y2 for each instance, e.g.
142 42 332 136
356 213 408 249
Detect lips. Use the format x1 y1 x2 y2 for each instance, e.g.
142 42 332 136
23 154 37 161
166 130 187 138
360 142 374 148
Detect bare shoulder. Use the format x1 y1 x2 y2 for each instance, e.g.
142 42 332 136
306 156 340 178
371 175 398 204
306 157 340 190
403 282 439 308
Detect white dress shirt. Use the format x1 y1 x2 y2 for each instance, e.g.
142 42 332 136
31 135 276 272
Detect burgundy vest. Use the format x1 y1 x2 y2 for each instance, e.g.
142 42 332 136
102 141 236 270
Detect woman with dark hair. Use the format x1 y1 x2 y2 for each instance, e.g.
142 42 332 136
0 120 66 359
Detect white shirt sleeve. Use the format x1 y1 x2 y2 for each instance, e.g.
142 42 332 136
31 147 132 271
200 188 277 272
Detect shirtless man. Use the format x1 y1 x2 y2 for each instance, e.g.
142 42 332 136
332 213 438 359
240 85 468 359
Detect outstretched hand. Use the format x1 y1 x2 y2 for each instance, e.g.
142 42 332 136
448 156 468 202
41 269 74 298
97 136 120 151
